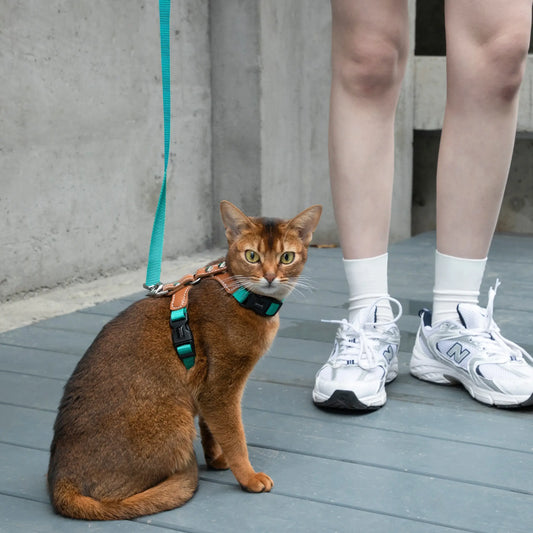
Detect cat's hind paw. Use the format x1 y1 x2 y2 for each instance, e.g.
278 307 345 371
240 472 274 493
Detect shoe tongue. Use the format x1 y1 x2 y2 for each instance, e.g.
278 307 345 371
355 305 377 325
457 303 487 329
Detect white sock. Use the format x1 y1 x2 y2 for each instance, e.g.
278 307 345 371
432 250 487 324
343 253 393 324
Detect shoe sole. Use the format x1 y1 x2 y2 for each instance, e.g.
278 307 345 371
313 390 387 411
313 389 382 411
411 342 533 408
312 366 398 411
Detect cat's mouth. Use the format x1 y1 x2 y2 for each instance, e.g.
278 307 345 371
253 278 291 300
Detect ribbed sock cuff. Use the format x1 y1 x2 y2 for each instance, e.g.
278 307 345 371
343 253 393 323
432 250 487 324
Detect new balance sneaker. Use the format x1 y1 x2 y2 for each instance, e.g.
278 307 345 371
411 280 533 408
312 298 402 410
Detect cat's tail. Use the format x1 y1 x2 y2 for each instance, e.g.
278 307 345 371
50 465 198 520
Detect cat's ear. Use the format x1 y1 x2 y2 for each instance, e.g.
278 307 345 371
287 205 322 245
220 201 255 242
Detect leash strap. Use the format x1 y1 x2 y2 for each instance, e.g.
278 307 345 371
145 0 171 293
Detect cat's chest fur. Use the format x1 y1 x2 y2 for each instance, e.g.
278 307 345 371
187 278 279 364
123 276 279 397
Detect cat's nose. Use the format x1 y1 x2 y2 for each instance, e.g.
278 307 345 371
264 273 276 285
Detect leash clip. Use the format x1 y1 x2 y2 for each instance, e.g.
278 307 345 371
143 282 168 297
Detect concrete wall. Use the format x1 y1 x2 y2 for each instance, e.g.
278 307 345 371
210 1 336 243
259 1 334 237
1 0 211 300
0 0 422 301
6 0 530 301
0 0 354 303
210 0 262 243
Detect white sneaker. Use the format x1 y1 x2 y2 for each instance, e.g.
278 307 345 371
312 298 402 410
411 280 533 408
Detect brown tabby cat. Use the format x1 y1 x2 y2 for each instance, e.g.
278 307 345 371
48 200 321 520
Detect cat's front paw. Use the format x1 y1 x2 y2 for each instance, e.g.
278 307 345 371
240 472 274 493
206 453 230 471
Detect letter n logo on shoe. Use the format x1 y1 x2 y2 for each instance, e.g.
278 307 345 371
446 342 470 364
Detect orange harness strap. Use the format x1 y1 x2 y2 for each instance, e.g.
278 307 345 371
165 262 234 311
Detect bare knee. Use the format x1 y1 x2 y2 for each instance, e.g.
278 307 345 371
333 37 406 99
483 34 529 101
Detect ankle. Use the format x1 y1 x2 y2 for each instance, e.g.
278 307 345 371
432 251 486 325
343 253 391 324
348 295 394 324
432 289 480 324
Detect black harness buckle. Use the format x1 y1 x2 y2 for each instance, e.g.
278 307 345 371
169 308 196 369
238 291 282 317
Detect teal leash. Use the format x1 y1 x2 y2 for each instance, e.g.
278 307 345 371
144 0 171 295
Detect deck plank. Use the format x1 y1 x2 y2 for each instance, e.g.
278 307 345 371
2 233 533 532
0 494 167 533
0 444 455 533
3 399 533 498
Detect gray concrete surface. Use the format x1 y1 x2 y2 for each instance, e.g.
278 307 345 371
1 1 212 300
3 1 533 304
259 2 334 236
210 0 262 244
210 1 338 245
2 0 339 303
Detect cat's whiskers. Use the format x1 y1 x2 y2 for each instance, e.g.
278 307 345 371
293 274 314 286
287 286 306 297
222 272 315 300
283 276 315 297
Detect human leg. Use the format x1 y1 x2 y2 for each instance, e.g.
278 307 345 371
330 0 408 323
411 0 533 407
313 0 408 410
329 0 409 259
437 0 532 260
432 0 532 324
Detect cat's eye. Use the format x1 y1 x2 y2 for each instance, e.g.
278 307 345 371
280 251 295 264
245 250 260 263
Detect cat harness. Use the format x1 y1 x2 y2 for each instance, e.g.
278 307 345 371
159 262 283 370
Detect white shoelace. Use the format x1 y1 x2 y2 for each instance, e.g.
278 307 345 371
463 279 524 362
322 296 402 370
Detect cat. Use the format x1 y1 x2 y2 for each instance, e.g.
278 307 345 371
48 200 321 520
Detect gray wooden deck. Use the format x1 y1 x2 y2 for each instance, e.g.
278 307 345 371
2 232 533 533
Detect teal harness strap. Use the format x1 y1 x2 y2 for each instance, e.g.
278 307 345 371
170 308 195 370
145 0 171 292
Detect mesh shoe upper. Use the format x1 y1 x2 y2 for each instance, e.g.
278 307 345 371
412 280 533 405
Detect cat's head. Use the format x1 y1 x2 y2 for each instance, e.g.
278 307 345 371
220 201 322 301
